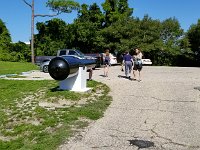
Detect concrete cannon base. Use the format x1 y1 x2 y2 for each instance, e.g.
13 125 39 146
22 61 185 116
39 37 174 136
59 67 91 92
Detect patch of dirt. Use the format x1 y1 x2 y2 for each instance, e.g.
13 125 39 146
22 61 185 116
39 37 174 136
26 119 41 126
0 135 11 142
0 134 17 142
39 101 74 109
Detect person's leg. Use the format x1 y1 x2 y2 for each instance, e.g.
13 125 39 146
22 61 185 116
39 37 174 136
121 63 124 71
125 62 129 77
105 66 107 77
138 69 142 81
104 65 106 77
138 71 141 81
128 62 132 78
106 66 109 77
104 64 109 77
126 62 132 78
89 69 93 80
133 65 137 80
133 70 136 80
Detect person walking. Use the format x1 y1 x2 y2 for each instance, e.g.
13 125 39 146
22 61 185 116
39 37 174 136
87 68 93 81
123 51 133 79
120 53 125 72
133 48 143 81
103 49 111 77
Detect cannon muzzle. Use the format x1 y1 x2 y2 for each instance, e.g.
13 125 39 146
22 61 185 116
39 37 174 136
48 57 79 80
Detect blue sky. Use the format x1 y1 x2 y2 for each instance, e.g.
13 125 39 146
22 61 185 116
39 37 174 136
0 0 200 43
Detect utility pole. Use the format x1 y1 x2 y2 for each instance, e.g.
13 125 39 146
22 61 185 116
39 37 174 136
31 0 34 63
23 0 35 64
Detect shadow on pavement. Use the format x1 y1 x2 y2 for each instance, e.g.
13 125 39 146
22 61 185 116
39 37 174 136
128 139 155 148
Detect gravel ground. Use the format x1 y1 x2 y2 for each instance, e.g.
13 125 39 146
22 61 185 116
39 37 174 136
59 66 200 150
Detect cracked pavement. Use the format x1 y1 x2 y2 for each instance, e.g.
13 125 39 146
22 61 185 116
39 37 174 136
59 66 200 150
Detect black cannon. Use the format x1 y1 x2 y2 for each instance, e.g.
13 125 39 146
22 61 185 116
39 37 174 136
48 55 96 81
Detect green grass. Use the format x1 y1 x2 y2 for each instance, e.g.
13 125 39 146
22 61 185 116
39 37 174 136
0 61 38 75
0 79 111 150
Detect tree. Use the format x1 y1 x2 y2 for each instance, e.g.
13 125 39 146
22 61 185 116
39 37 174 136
187 19 200 64
118 0 133 17
71 3 105 52
161 18 183 48
102 0 133 26
0 19 11 49
10 42 31 62
22 0 79 63
35 18 67 55
88 3 105 27
0 19 12 61
137 15 162 49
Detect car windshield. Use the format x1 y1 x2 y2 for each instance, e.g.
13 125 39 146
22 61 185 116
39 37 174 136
75 50 85 58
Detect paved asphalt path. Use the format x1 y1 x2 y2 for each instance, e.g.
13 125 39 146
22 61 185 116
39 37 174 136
60 66 200 150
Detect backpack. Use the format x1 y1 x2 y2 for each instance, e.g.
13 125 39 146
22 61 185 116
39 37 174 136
135 59 142 68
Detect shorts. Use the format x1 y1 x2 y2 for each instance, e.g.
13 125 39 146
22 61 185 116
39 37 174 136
133 64 142 71
103 60 110 66
87 68 93 72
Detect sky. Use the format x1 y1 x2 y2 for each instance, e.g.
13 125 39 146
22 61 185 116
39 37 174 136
0 0 200 43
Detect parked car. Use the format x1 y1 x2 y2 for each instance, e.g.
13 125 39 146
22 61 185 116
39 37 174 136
142 59 152 65
40 49 96 73
40 60 50 73
35 56 55 66
35 49 86 65
109 53 118 65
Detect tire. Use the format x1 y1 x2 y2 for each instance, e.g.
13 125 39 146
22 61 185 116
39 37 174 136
43 65 48 73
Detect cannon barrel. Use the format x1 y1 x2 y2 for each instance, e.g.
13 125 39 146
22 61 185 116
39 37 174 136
48 55 96 81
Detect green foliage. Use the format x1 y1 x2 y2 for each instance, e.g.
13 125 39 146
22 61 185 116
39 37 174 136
0 19 30 62
0 19 11 48
0 19 12 61
0 41 31 62
77 3 104 27
47 0 80 13
187 19 200 64
102 0 133 27
35 19 67 55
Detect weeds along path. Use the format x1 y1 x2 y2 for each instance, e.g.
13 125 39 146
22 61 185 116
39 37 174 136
59 66 200 150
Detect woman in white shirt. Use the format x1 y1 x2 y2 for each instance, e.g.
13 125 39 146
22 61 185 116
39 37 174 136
133 48 143 82
103 49 111 77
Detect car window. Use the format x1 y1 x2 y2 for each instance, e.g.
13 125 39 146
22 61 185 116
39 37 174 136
68 51 77 55
59 50 66 56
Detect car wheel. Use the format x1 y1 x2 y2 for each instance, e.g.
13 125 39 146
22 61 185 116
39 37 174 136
43 65 48 73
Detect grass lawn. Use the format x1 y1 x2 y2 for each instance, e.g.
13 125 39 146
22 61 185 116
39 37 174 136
0 61 38 75
0 79 111 150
